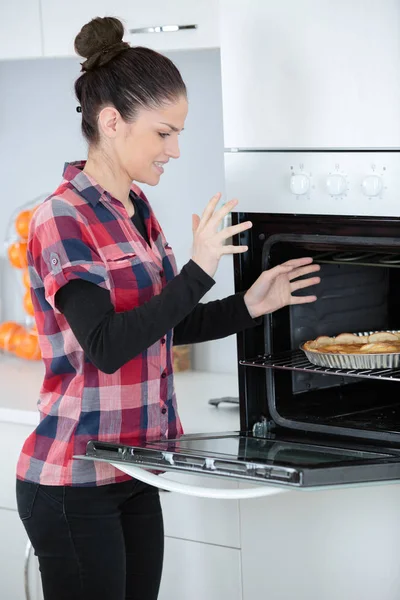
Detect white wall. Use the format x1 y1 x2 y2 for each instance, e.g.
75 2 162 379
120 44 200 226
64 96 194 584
0 49 238 374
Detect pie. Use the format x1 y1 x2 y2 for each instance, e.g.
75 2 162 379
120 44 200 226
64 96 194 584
302 331 400 355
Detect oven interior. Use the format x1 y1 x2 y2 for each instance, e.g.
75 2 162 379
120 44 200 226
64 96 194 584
236 222 400 445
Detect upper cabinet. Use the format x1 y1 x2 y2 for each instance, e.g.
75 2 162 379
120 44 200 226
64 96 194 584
220 0 400 149
41 0 219 57
0 1 42 60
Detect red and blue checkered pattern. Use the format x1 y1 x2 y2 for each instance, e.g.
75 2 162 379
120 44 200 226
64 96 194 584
17 162 182 486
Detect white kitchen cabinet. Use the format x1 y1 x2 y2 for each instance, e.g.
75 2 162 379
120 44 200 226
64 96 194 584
220 0 400 149
0 421 42 598
41 0 219 58
0 0 42 60
160 472 240 548
0 421 35 510
160 536 242 600
0 509 40 600
239 485 400 600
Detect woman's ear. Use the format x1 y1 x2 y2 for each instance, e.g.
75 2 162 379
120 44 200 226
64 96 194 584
97 106 121 139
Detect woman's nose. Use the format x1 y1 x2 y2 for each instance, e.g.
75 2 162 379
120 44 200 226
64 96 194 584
166 137 180 159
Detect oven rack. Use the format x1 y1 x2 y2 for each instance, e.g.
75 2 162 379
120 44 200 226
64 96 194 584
312 250 400 268
240 350 400 382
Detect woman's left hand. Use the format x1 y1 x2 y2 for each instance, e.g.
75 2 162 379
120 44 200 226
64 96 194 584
243 257 321 319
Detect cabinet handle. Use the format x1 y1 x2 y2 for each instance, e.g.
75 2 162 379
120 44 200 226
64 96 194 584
129 24 197 34
24 540 33 600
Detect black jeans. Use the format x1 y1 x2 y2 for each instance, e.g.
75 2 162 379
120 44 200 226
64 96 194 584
16 478 164 600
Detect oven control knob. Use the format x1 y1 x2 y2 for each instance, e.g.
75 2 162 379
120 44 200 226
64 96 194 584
290 173 310 195
326 174 347 196
362 175 383 197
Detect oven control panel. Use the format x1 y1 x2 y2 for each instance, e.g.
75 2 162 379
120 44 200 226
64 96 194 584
224 150 399 216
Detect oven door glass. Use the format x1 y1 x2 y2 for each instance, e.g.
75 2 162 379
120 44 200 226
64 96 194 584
76 432 400 489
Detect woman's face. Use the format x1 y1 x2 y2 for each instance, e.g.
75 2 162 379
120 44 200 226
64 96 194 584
114 95 188 186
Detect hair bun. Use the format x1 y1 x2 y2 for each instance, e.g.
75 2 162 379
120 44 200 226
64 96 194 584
74 16 129 71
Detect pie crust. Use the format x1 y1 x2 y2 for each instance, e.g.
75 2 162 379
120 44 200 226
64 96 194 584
302 331 400 355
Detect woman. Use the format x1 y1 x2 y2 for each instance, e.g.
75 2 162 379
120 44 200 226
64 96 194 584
16 16 320 600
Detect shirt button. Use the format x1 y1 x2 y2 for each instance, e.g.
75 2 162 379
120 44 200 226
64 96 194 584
161 407 167 414
159 270 164 278
161 372 167 379
161 338 166 345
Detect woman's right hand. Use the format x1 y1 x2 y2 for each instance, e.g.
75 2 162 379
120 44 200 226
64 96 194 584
191 194 252 278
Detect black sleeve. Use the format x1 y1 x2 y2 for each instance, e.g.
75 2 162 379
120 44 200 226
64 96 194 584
55 260 215 374
173 292 261 345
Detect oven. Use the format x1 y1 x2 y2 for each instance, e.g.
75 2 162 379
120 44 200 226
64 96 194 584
75 149 400 497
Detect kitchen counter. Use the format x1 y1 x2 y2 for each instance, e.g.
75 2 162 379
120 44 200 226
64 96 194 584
0 355 240 432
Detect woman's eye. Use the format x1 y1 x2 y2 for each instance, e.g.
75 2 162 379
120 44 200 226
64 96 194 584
159 132 170 139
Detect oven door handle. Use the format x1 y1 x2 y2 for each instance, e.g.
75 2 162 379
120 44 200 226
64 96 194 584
111 463 288 500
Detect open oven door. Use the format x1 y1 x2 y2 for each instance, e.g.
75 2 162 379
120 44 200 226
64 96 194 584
74 431 400 499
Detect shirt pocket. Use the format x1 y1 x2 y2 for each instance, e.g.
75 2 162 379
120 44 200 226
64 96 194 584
103 249 141 269
103 249 155 310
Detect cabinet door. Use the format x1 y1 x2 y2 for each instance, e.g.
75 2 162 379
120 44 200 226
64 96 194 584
160 472 240 548
0 509 39 600
160 537 242 600
220 0 400 148
0 422 35 510
240 485 400 600
41 0 219 57
0 1 42 59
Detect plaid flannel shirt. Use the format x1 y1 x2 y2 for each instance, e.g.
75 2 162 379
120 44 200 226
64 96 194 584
17 161 183 486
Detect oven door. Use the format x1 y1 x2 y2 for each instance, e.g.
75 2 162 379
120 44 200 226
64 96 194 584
74 431 400 498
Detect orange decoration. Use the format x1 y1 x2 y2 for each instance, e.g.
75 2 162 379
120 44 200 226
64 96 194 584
9 327 27 352
23 290 35 316
0 322 24 351
22 269 31 289
7 241 28 269
29 323 38 334
15 210 33 240
1 204 43 361
14 332 41 360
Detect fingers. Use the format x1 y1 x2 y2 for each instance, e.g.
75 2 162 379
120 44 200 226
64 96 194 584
198 193 222 227
281 257 314 268
220 244 248 255
290 295 318 305
198 195 240 233
219 221 252 240
288 263 321 281
209 198 239 228
291 276 321 292
267 264 294 277
264 262 321 285
192 214 201 233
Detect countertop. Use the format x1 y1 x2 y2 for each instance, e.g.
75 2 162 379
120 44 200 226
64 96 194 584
0 355 240 432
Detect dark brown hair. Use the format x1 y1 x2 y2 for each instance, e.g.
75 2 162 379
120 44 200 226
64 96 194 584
74 16 187 144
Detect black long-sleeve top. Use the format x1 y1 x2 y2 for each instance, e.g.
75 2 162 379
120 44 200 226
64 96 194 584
55 198 260 374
